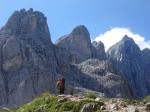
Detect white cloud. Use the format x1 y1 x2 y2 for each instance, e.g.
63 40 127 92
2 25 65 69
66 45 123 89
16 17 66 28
94 27 150 51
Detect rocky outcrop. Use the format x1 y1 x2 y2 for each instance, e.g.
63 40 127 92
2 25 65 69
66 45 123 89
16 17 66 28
0 8 51 45
76 59 131 97
56 25 93 63
107 35 150 97
0 8 60 107
81 103 100 112
141 48 150 92
92 41 106 60
56 26 106 63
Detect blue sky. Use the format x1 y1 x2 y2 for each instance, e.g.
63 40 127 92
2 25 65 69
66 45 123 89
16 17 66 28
0 0 150 47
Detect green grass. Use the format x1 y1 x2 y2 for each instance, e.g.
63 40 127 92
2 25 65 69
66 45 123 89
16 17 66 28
17 93 58 112
2 93 150 112
122 98 141 105
16 92 104 112
4 93 150 112
143 95 150 103
85 91 97 99
0 108 17 112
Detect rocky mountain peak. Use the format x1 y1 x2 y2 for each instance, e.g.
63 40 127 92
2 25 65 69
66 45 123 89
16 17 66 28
121 35 141 56
141 48 150 64
122 35 134 41
92 41 105 51
142 48 150 54
107 35 150 97
119 35 136 46
0 8 51 43
70 25 91 45
107 35 141 58
92 41 106 60
56 25 92 63
71 25 90 39
56 25 107 63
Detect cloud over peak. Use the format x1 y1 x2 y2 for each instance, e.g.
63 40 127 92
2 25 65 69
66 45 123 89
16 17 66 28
95 27 150 51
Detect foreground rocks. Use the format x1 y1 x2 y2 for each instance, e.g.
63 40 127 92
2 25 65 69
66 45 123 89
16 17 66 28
5 93 149 112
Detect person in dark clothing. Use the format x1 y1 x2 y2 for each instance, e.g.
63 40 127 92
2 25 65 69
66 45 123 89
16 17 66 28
57 78 65 94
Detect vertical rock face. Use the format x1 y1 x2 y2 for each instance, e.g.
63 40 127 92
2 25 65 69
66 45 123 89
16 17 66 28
141 48 150 92
92 41 106 60
56 25 93 63
0 9 58 107
76 59 132 97
0 8 51 45
56 26 106 63
107 35 150 97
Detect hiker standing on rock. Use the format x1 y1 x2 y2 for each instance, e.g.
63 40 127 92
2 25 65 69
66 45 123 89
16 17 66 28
56 77 65 94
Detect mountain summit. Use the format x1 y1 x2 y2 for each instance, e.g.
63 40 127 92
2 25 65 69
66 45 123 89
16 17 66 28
107 35 150 97
0 8 51 44
56 25 93 63
56 25 106 63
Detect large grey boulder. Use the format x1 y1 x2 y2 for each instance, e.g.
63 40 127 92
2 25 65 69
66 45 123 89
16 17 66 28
81 103 99 112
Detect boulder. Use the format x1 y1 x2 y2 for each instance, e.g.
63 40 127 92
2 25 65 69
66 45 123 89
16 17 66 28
81 103 99 112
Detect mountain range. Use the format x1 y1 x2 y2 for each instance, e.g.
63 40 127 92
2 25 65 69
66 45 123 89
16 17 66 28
0 8 149 108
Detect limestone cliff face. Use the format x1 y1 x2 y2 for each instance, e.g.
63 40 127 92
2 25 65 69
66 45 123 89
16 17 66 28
56 26 106 63
107 35 150 97
0 8 51 45
76 59 132 97
0 8 59 107
141 48 150 92
92 41 106 60
56 25 93 63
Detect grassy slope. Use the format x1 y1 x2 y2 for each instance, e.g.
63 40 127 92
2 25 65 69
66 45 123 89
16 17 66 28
1 93 150 112
16 93 104 112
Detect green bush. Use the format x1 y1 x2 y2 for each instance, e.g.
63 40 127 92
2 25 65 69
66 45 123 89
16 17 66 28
85 92 97 99
144 95 150 103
